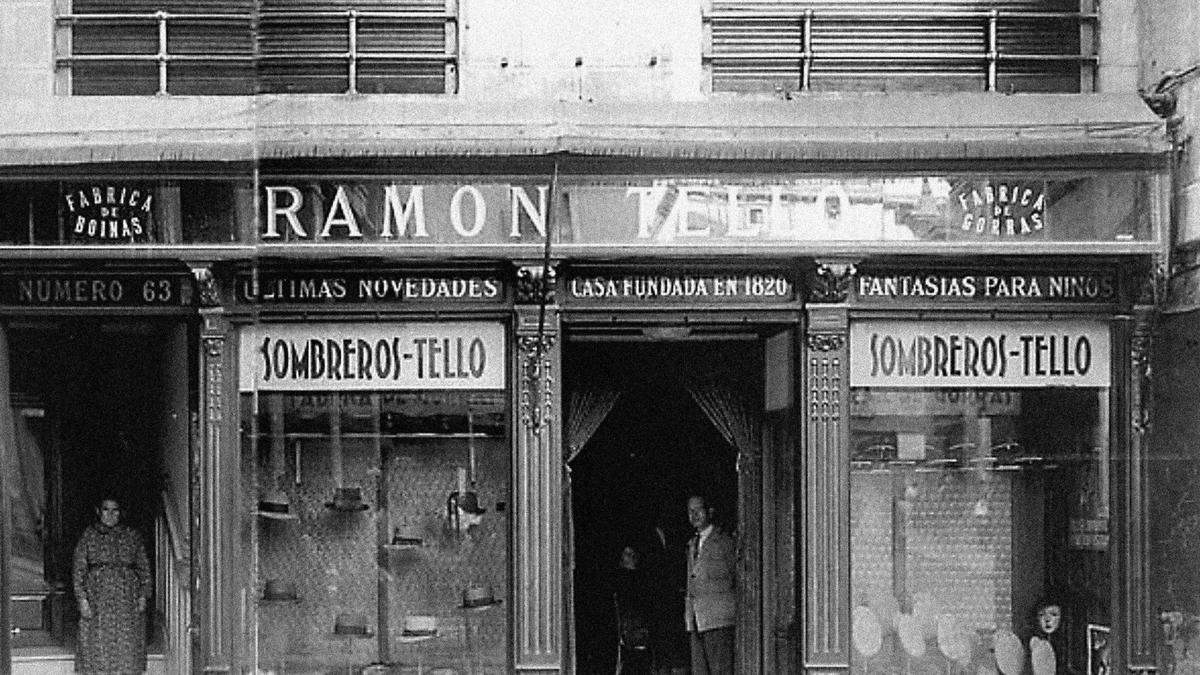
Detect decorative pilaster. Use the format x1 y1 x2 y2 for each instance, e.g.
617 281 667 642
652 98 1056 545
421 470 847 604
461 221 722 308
191 265 237 673
1116 306 1157 674
803 301 851 674
513 263 563 673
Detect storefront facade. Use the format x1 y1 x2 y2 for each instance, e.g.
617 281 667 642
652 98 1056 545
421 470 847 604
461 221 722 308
0 109 1170 673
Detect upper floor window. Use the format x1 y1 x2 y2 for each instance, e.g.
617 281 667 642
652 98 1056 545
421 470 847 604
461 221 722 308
704 1 1096 94
55 0 457 95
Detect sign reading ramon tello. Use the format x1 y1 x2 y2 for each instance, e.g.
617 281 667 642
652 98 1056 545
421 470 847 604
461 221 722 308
239 323 506 392
850 321 1110 388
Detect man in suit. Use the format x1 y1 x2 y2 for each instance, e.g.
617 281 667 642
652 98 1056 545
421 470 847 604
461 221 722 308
684 494 736 675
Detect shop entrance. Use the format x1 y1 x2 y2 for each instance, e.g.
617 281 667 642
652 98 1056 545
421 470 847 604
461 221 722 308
2 319 191 671
565 336 777 674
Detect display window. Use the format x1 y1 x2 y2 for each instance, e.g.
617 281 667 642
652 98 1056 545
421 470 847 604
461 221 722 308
238 322 510 674
848 320 1112 675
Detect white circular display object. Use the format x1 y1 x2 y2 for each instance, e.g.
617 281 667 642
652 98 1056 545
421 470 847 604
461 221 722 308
937 615 972 663
868 591 900 630
1030 636 1057 675
993 630 1025 675
898 614 927 657
911 592 941 638
853 605 883 657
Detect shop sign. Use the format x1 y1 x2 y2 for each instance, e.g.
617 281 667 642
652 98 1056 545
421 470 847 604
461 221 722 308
566 271 793 303
237 271 504 304
0 273 187 306
260 183 550 243
849 321 1110 388
856 271 1117 303
259 176 1146 246
1068 518 1109 550
62 184 154 242
850 389 1021 417
563 178 1057 244
238 322 506 391
946 180 1045 238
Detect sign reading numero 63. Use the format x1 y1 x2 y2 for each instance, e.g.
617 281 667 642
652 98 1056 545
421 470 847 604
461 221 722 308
238 322 507 392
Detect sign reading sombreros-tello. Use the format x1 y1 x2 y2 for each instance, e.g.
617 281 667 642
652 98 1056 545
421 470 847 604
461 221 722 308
850 321 1110 388
239 323 506 391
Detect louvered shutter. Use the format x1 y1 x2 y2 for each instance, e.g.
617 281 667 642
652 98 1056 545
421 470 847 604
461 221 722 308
66 0 254 95
707 0 1089 94
258 0 454 94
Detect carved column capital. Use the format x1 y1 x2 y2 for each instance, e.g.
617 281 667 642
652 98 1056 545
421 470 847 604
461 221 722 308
515 263 558 305
190 264 222 308
517 333 558 431
806 333 846 352
807 261 858 304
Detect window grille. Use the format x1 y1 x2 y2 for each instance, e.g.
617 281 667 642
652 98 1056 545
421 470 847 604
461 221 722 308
704 1 1096 94
257 0 456 94
55 0 457 95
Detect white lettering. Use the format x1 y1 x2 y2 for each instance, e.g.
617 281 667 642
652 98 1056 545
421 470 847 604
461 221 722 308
509 186 548 238
319 185 364 238
450 185 486 237
381 185 428 238
264 186 306 239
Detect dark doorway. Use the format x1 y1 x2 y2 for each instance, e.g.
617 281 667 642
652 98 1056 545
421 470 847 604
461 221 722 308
567 340 756 674
6 319 170 653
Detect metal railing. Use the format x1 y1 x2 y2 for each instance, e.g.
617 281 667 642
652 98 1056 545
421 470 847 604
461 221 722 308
704 7 1097 92
154 492 191 674
55 8 457 95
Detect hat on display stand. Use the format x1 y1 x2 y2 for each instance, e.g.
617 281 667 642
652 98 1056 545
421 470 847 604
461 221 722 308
326 486 369 512
256 491 298 520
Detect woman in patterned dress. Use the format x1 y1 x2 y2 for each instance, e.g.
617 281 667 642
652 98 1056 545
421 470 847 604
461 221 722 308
72 498 152 675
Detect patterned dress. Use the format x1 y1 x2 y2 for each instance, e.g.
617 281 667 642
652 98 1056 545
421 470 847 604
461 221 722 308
72 523 152 675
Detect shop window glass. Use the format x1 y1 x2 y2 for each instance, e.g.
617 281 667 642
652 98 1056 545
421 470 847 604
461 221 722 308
240 390 509 673
849 386 1111 674
706 1 1092 94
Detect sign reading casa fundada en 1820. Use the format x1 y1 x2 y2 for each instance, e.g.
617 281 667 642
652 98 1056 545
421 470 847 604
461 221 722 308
239 323 506 392
850 321 1110 388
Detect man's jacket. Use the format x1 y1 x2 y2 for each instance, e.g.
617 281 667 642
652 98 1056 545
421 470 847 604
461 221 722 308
684 527 737 632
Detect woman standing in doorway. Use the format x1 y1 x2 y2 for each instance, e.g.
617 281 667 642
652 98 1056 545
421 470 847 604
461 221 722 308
73 497 152 675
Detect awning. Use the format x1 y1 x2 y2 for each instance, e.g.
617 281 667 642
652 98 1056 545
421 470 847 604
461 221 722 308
0 93 1169 168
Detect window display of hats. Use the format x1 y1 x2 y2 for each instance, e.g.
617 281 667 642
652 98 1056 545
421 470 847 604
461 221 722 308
460 584 501 610
255 490 298 520
332 612 373 637
325 486 369 511
260 579 300 603
386 526 424 549
398 614 439 643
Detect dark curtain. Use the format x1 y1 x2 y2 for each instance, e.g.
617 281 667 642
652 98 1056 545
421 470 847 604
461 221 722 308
564 385 622 670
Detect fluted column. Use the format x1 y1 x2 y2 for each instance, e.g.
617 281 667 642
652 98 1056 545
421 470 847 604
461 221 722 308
1115 303 1157 674
192 265 237 673
802 261 854 674
513 263 563 673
